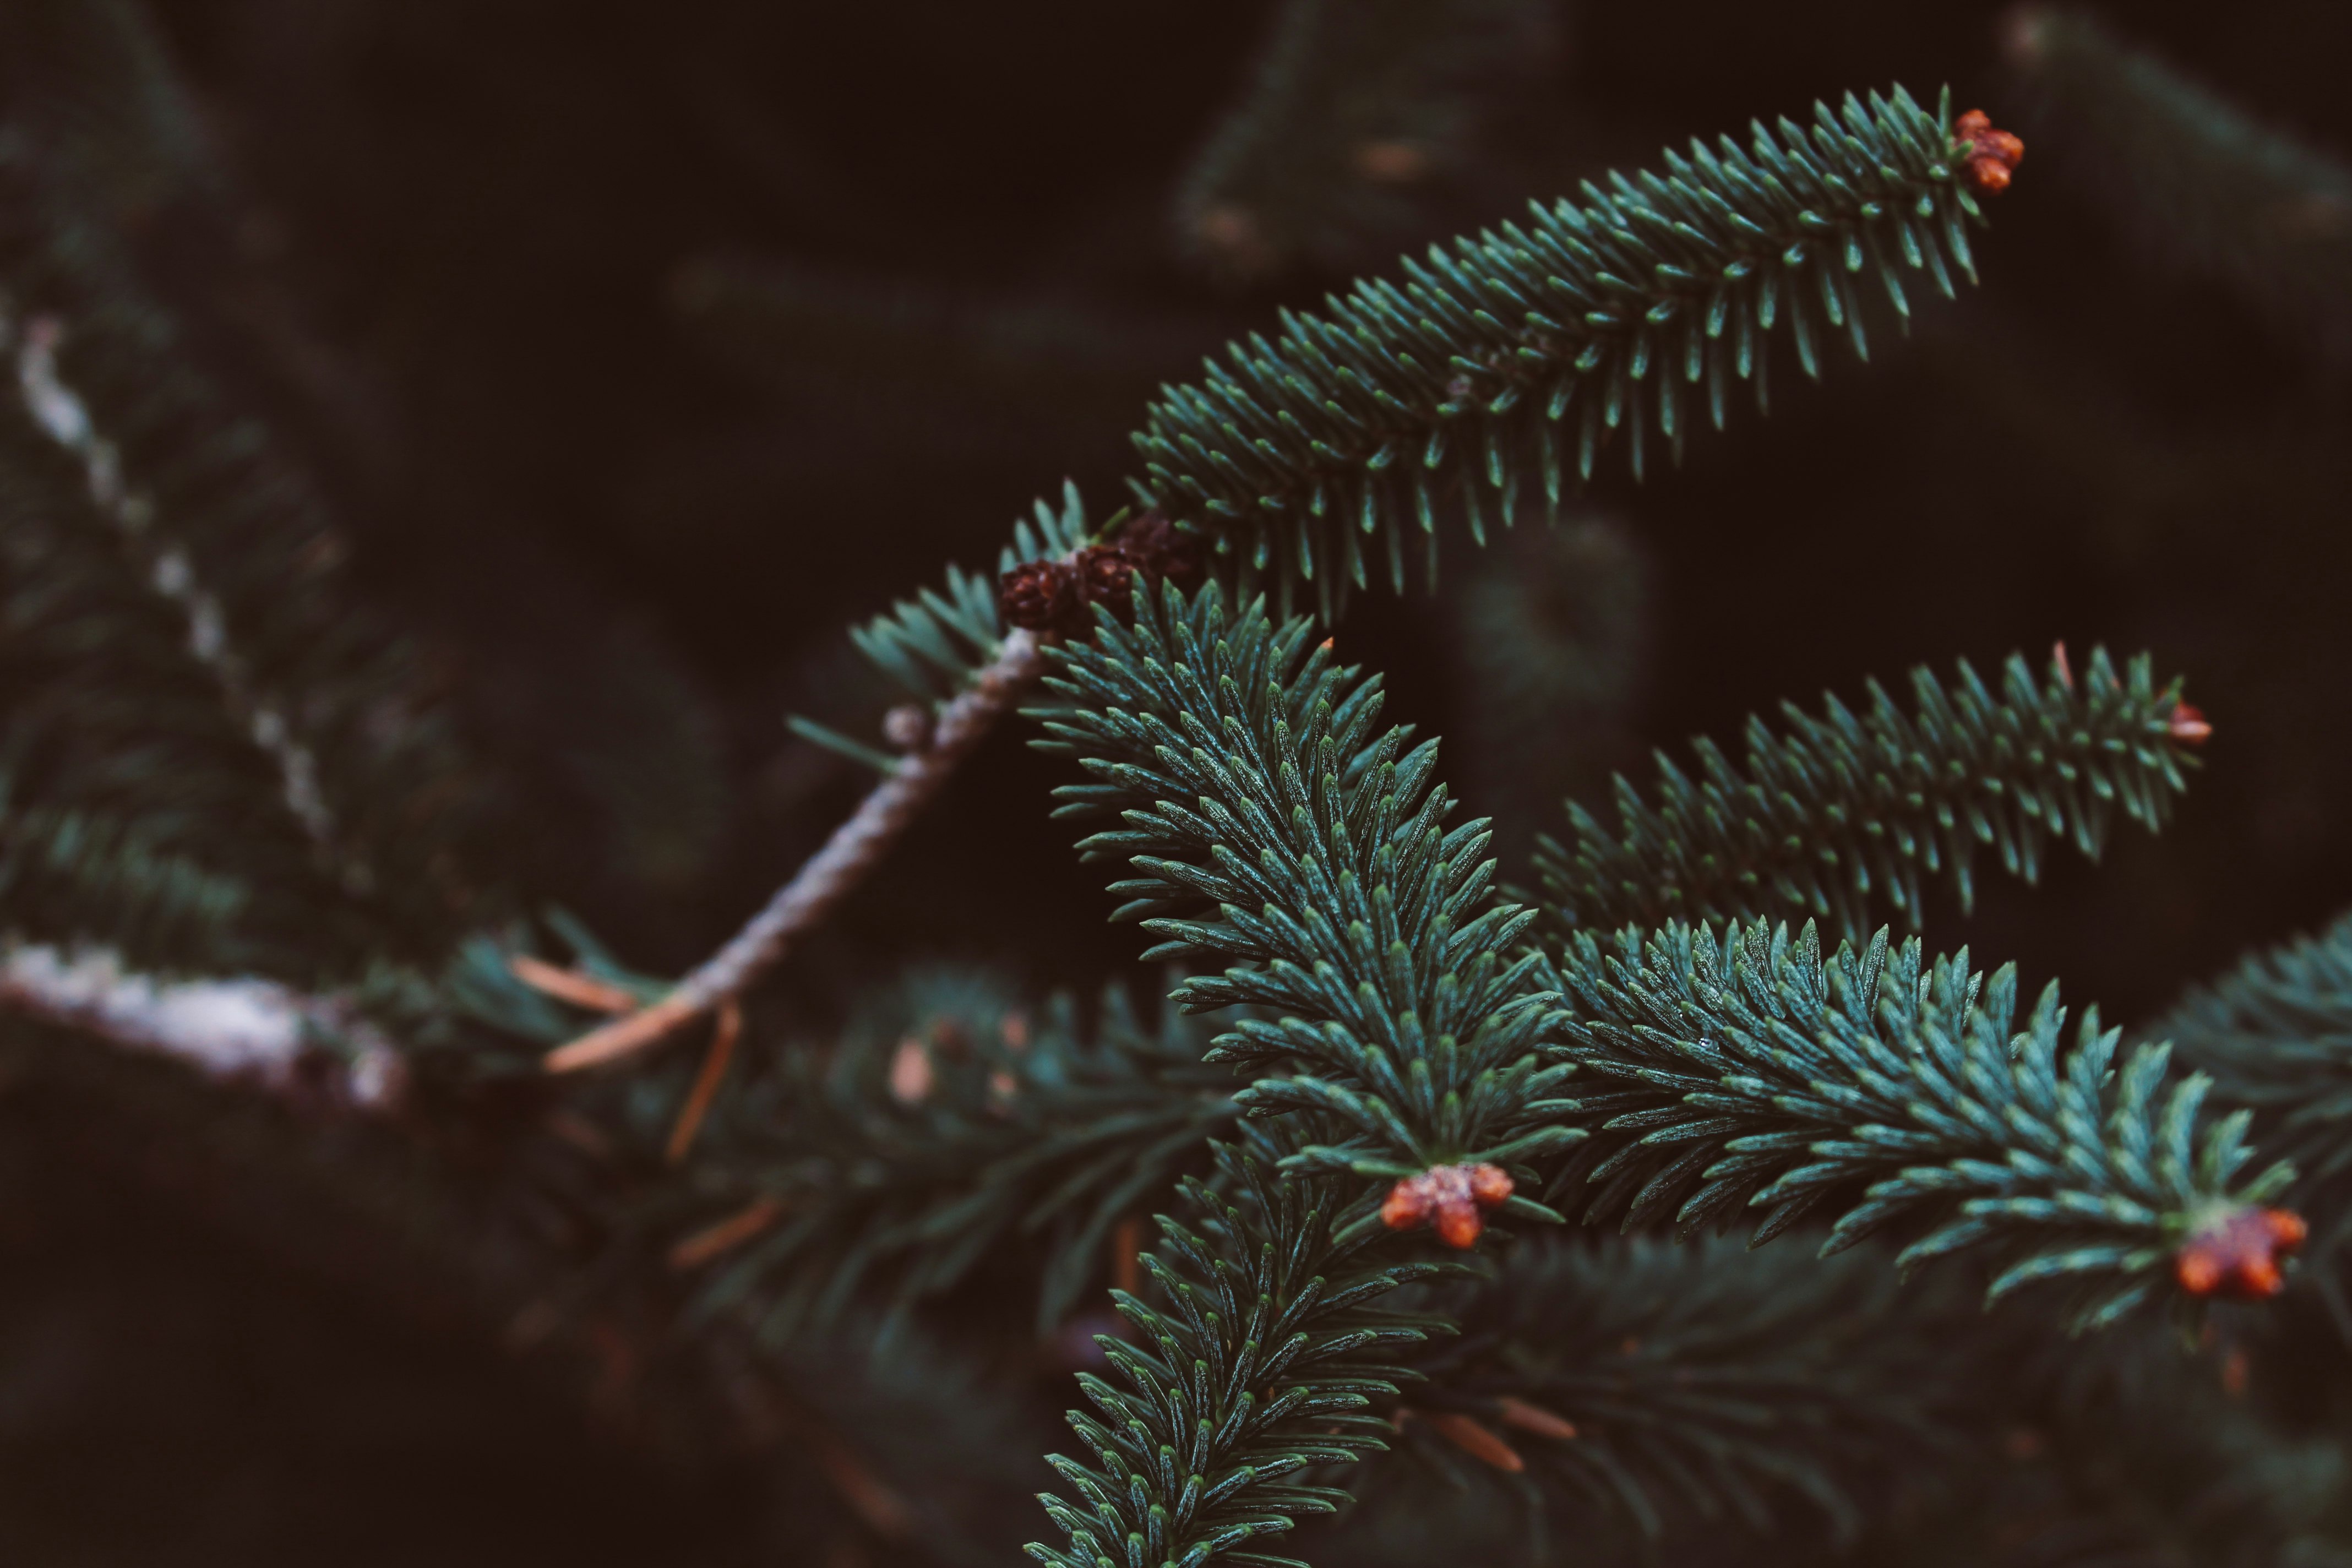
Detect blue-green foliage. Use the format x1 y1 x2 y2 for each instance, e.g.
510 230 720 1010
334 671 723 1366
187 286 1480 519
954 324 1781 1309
2154 908 2352 1317
1533 645 2198 945
1356 1235 1990 1551
1136 86 1985 614
1033 581 1577 1184
1544 920 2290 1327
1031 1138 1464 1568
0 0 496 977
676 971 1238 1338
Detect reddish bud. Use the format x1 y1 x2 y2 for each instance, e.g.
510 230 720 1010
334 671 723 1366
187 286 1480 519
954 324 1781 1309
1380 1178 1434 1230
1952 108 2024 194
2175 1207 2307 1299
1434 1202 1485 1249
2169 701 2213 744
1967 157 2014 194
1110 510 1209 589
1000 559 1082 634
1380 1162 1516 1249
1077 545 1140 620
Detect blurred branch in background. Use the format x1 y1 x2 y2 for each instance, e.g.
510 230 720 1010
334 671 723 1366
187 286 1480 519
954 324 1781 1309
1174 0 1564 286
2006 4 2352 369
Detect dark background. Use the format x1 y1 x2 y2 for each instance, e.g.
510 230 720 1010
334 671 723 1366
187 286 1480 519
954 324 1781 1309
5 0 2352 1560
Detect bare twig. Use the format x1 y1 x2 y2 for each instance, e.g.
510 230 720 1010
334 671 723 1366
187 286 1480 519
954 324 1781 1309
0 942 405 1109
545 628 1051 1073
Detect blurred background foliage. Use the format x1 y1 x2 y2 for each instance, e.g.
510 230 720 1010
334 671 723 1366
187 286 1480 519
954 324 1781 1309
4 0 2352 1561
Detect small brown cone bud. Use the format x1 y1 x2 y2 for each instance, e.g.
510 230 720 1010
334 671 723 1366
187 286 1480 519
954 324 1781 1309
1113 511 1210 590
1000 559 1081 634
2169 701 2213 744
2175 1207 2306 1299
1076 545 1139 620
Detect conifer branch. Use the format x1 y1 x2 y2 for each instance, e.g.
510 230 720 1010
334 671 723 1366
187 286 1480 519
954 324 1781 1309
1032 581 1577 1195
2006 6 2352 366
1544 920 2297 1327
1172 0 1555 284
667 978 1238 1336
0 941 405 1109
1374 1235 1991 1547
2153 907 2352 1312
1136 85 2009 615
1533 644 2204 945
1030 1140 1460 1568
545 627 1051 1072
0 94 493 972
8 311 357 878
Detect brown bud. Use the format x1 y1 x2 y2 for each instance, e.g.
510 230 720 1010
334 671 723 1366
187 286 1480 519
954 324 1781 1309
2175 1207 2306 1299
1076 545 1139 620
2169 701 2213 744
1111 510 1210 590
1000 559 1082 634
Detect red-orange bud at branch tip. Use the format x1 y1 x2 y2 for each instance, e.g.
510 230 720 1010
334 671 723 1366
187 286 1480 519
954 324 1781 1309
2169 701 2213 744
1952 108 2025 195
1381 1162 1515 1248
2175 1207 2306 1300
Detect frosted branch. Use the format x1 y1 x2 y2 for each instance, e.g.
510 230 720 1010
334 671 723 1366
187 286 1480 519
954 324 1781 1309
4 307 369 894
0 943 405 1110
